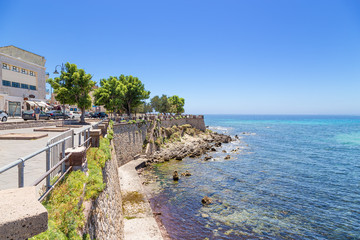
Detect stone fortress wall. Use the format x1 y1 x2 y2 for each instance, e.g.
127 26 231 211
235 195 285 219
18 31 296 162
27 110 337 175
112 116 205 166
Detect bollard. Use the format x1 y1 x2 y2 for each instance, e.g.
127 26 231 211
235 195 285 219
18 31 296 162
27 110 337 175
65 146 87 171
89 129 102 147
98 124 107 136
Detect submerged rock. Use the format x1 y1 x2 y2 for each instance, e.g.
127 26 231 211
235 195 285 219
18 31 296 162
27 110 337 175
222 150 227 153
224 155 230 160
181 170 192 176
201 196 212 205
173 171 179 181
211 147 216 152
204 156 212 161
214 142 222 147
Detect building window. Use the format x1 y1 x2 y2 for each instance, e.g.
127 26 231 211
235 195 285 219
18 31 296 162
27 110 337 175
21 69 28 74
29 85 37 90
2 63 9 69
12 82 20 88
30 71 34 76
2 80 11 86
12 66 19 72
21 83 29 89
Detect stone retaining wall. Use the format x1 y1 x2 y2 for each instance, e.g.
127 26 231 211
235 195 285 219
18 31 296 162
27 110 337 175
0 120 58 130
0 119 84 130
112 122 149 166
159 117 206 131
86 140 123 240
113 117 205 167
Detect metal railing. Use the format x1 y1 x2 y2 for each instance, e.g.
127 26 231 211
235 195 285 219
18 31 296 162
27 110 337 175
0 135 72 189
0 118 107 200
47 130 74 179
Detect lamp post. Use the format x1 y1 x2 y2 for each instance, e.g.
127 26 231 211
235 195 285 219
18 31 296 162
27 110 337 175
53 63 66 126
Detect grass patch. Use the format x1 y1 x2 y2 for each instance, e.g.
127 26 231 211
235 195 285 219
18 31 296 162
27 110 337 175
122 191 144 204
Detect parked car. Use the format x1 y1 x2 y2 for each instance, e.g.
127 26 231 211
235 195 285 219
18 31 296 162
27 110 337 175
66 111 82 119
22 110 50 121
0 110 8 122
91 112 108 118
46 110 70 119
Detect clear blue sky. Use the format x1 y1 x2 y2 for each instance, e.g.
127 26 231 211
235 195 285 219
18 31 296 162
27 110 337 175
1 0 359 115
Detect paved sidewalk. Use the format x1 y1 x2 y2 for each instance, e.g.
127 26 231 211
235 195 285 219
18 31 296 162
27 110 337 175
0 123 97 191
119 159 163 240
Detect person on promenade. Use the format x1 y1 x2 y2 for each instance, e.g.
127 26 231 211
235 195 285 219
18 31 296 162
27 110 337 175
35 106 40 121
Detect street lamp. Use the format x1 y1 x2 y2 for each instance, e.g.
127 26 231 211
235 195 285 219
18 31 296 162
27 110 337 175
53 63 66 126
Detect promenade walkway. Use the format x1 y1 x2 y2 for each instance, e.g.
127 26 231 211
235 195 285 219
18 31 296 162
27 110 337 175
119 158 163 240
0 123 97 191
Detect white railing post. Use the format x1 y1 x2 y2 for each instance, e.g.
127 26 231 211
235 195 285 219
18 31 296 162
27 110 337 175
46 149 51 190
17 159 24 188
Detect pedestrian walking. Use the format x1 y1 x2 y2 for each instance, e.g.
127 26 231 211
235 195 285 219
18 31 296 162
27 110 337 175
35 107 40 120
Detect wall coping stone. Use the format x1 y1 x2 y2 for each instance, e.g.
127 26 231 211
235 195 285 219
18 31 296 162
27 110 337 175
0 186 48 239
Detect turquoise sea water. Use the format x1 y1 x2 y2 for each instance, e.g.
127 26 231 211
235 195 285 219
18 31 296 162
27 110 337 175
146 115 360 239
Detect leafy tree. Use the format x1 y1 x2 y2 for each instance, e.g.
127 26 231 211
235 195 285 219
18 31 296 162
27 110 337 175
117 75 150 116
143 102 153 113
47 63 95 123
93 76 122 118
151 94 170 114
150 96 160 112
134 102 153 114
168 95 185 114
94 75 150 116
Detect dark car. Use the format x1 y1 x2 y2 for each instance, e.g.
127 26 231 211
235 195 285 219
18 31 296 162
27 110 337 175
22 110 51 120
92 112 108 118
46 110 70 119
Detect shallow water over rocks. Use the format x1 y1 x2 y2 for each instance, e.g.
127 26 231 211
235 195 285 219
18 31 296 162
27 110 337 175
142 115 360 239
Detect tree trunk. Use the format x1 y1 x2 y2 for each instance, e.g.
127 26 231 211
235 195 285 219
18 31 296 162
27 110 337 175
80 107 86 123
127 102 131 117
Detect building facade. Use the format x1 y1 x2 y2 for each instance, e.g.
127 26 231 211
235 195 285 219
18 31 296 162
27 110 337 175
0 45 48 116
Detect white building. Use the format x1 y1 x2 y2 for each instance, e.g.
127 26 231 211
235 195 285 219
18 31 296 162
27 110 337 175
0 45 48 116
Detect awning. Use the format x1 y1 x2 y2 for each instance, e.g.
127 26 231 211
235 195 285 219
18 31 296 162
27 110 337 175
26 100 49 108
25 100 36 106
36 101 49 108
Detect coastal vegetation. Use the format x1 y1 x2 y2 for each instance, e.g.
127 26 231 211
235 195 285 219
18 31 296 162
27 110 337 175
48 63 185 117
151 94 185 114
47 62 95 123
93 75 150 116
31 122 113 240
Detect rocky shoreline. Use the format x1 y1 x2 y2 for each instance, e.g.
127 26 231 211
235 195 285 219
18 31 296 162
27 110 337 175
148 128 232 163
137 126 235 239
